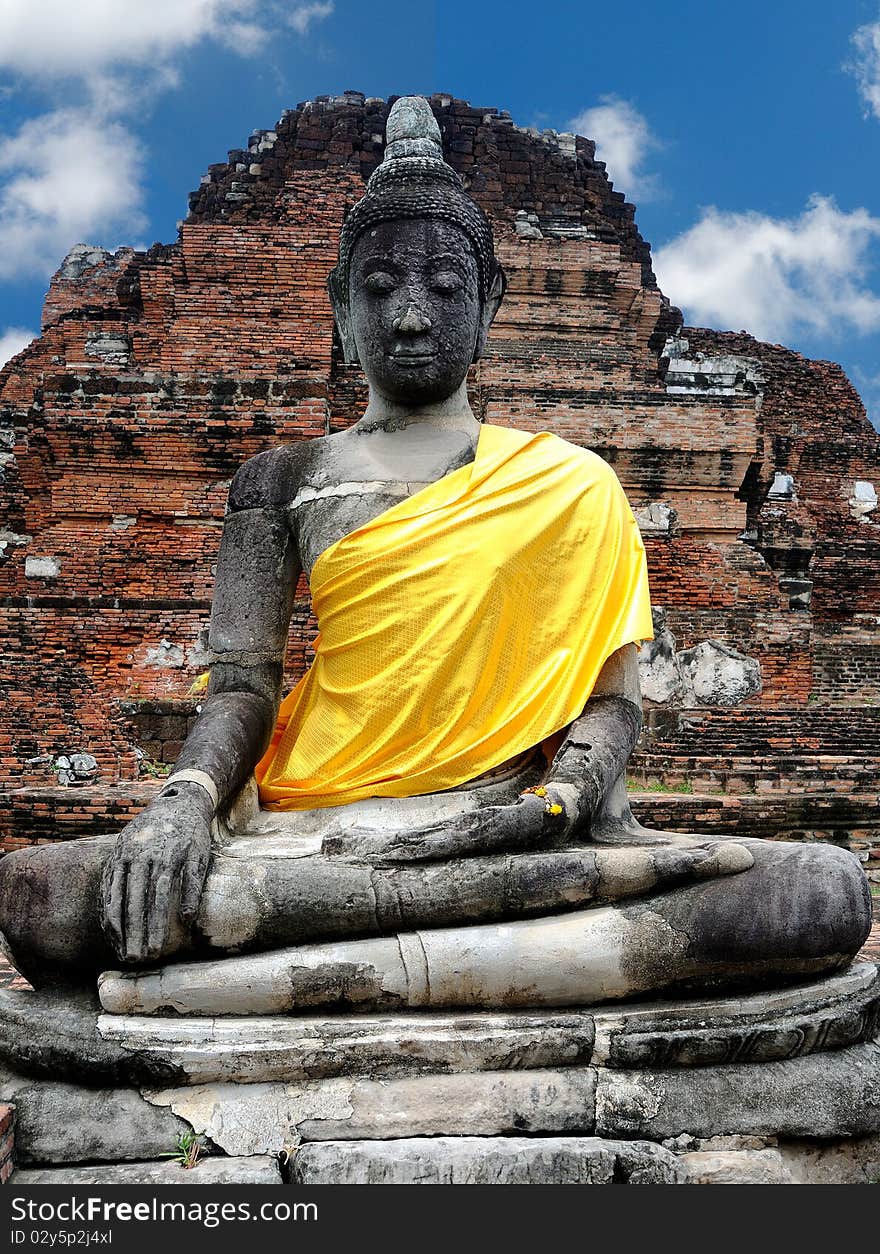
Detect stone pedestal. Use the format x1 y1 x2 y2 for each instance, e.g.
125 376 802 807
2 963 879 1184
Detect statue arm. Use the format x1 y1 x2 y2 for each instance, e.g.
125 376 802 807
173 500 300 802
101 460 300 963
541 468 653 838
542 643 644 835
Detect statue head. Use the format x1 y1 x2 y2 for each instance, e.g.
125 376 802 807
329 96 506 405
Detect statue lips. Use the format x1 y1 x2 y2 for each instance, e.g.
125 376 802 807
389 349 438 367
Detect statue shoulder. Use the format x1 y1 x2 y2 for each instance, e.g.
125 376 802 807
548 440 634 518
226 442 316 513
546 437 623 489
587 452 632 510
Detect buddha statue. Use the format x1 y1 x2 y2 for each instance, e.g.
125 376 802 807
0 98 870 1019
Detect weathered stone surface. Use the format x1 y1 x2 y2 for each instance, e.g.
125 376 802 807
23 556 59 580
288 1136 684 1184
0 1066 190 1166
144 1069 597 1155
6 966 874 1088
96 844 868 1018
144 1080 355 1157
768 471 795 499
632 502 676 537
677 640 762 707
0 986 189 1087
96 1009 595 1085
680 1133 880 1184
661 339 763 397
95 903 681 1016
592 962 880 1068
199 808 754 955
638 610 682 704
595 1039 880 1140
680 1148 797 1184
57 243 114 280
637 611 764 711
13 1156 283 1185
84 332 132 366
68 753 99 780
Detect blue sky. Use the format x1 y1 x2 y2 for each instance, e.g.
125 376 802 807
1 0 879 428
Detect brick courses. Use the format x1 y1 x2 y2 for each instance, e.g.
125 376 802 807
1 92 878 848
0 1104 14 1183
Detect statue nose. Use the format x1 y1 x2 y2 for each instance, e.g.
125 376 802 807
393 304 432 334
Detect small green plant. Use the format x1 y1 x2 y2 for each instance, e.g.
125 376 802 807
160 1130 205 1169
138 757 172 779
626 776 693 795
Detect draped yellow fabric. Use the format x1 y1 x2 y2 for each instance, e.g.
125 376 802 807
256 424 653 810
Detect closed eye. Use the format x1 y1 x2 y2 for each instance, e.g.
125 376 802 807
364 271 397 294
430 271 464 294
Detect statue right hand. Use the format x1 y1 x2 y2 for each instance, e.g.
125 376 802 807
323 790 560 863
100 782 214 963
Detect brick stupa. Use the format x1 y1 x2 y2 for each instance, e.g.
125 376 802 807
1 92 878 867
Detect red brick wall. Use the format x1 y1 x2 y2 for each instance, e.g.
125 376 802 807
1 92 877 833
0 1104 14 1183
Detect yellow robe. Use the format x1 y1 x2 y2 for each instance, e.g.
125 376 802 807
257 424 653 810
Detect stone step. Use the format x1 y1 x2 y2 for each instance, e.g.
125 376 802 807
639 707 880 760
12 1156 283 1185
89 965 880 1082
11 1138 880 1185
634 754 876 769
2 971 877 1172
637 783 876 798
629 755 879 795
678 1139 880 1185
7 1038 880 1175
288 1135 683 1184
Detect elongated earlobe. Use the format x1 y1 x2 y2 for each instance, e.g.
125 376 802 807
473 261 507 362
328 271 359 365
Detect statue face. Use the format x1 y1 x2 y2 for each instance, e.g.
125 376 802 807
347 218 484 405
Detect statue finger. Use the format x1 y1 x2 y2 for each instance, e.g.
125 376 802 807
689 842 754 878
101 861 128 956
145 870 175 961
398 800 549 861
122 862 150 963
180 842 209 923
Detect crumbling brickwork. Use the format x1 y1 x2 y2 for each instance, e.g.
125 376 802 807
0 1104 14 1183
1 92 878 852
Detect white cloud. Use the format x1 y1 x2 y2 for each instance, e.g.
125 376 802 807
288 2 334 35
0 326 36 368
0 109 146 280
653 195 880 342
0 1 268 81
568 96 660 199
0 1 336 284
849 16 880 120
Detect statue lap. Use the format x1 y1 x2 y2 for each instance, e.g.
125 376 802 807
0 814 869 998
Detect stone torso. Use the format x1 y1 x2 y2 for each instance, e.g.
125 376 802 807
283 423 481 578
